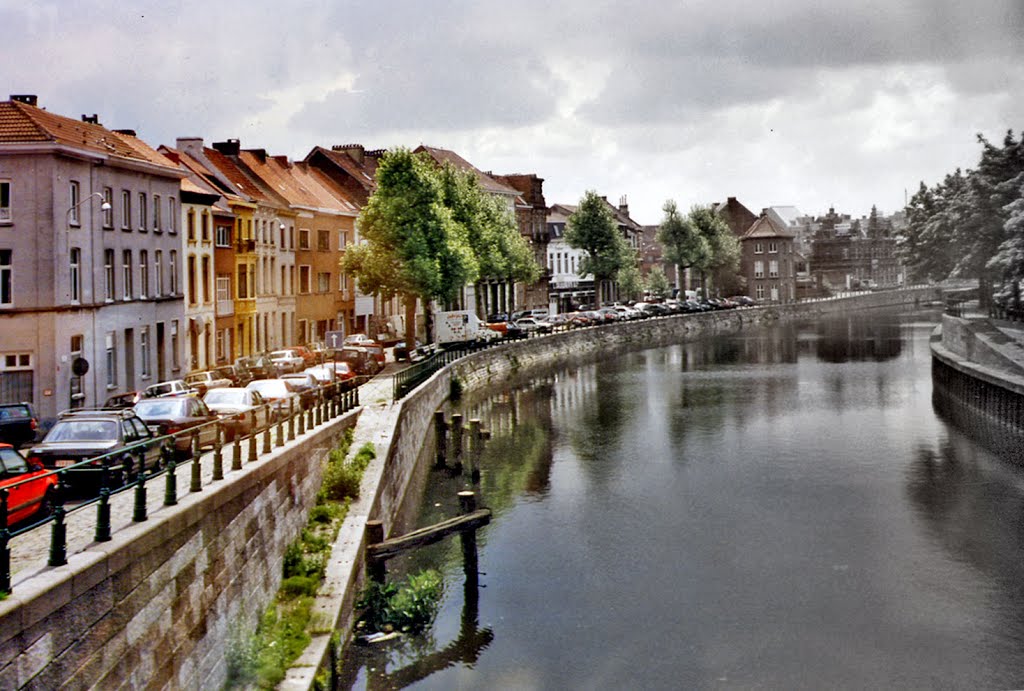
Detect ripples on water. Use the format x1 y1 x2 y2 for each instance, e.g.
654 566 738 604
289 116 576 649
342 309 1024 690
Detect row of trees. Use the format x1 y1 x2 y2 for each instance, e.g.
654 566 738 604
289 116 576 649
342 149 538 345
344 150 743 345
899 130 1024 305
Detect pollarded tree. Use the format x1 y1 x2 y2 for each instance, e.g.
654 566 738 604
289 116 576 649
657 200 709 292
566 190 631 304
616 261 644 302
437 164 540 316
342 148 477 346
644 265 671 299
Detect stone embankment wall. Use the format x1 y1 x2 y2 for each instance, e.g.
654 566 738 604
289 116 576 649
0 414 357 690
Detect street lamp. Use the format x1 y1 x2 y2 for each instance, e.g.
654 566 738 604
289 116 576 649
66 191 112 225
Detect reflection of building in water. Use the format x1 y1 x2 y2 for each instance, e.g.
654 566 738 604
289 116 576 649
550 366 598 424
814 316 904 362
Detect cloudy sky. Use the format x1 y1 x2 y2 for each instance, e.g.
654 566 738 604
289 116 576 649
3 0 1022 224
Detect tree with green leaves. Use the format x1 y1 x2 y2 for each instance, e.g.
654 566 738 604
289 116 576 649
438 164 540 315
616 262 643 301
566 191 631 304
657 201 739 297
342 148 477 346
644 265 670 299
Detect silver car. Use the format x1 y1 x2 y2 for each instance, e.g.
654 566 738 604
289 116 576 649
202 387 270 439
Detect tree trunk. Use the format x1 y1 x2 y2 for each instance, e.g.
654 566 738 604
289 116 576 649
404 294 417 348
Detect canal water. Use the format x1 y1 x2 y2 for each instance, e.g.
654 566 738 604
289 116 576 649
342 308 1024 689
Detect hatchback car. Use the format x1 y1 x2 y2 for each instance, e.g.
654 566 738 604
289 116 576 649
202 388 270 439
0 403 39 448
245 379 299 419
270 349 305 374
26 409 162 491
279 373 319 410
0 443 58 525
133 397 221 459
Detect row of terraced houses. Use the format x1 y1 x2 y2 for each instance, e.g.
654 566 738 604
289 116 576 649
0 95 570 422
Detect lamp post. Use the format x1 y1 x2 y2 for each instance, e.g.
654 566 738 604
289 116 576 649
66 192 111 226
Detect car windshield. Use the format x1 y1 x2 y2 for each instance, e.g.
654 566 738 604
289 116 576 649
205 390 248 406
0 447 29 474
47 420 118 442
248 381 288 396
135 400 186 417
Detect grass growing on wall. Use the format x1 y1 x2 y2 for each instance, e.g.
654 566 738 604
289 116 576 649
225 431 377 689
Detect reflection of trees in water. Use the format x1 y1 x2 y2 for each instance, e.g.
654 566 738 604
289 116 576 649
813 315 904 363
904 431 1024 631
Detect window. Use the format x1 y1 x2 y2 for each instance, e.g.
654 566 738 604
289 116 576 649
0 181 10 223
169 250 178 295
754 260 764 279
105 331 117 388
201 211 210 242
754 242 763 254
170 320 180 370
140 326 150 378
68 181 81 225
139 250 149 298
299 229 310 250
122 249 133 299
69 248 80 303
138 192 147 231
187 209 196 241
121 190 131 230
70 335 84 407
338 229 348 248
237 264 248 299
153 195 161 231
187 255 197 305
104 249 115 301
317 230 330 251
299 265 311 294
317 272 330 293
168 197 177 233
216 276 231 302
768 241 778 254
769 260 779 278
755 284 765 300
280 224 286 247
102 187 113 228
215 223 231 247
0 250 10 306
154 250 163 297
202 256 211 303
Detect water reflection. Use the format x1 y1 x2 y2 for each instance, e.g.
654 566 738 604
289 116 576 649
341 309 1024 689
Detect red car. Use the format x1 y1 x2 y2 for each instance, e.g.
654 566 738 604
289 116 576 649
0 443 58 525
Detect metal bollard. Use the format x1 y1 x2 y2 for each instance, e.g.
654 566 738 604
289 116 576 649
232 433 242 471
190 452 202 493
95 464 112 542
287 398 295 442
163 446 178 506
48 473 68 567
0 490 10 593
133 470 147 522
212 421 224 481
262 406 272 455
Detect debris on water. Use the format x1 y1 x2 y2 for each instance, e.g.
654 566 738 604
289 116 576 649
357 631 402 646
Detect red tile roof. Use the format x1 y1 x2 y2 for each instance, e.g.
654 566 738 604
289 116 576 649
0 99 176 170
414 145 520 197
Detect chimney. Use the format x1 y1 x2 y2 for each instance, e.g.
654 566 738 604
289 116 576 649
273 155 290 167
618 195 629 217
81 114 100 125
114 129 137 137
245 148 268 162
330 144 365 164
10 94 37 106
213 139 241 156
176 138 203 157
727 196 737 204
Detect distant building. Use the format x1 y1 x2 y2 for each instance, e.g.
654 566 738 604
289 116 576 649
809 206 902 291
491 173 551 313
739 211 798 303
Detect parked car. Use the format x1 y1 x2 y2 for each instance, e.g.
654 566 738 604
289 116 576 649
0 403 39 449
333 346 382 376
103 391 144 409
245 379 299 419
213 364 252 387
133 397 221 460
202 388 270 439
343 333 375 347
144 379 196 399
26 409 162 491
0 443 58 525
184 370 233 396
304 365 338 386
236 355 275 380
322 361 357 390
289 346 318 368
269 349 305 374
279 372 319 410
514 317 552 334
362 342 386 367
393 340 424 362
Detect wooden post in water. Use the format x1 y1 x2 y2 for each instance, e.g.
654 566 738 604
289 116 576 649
468 419 481 482
451 413 464 473
434 411 448 468
366 520 386 584
458 491 479 592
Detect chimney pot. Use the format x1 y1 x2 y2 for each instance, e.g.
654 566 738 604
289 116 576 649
10 94 38 107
